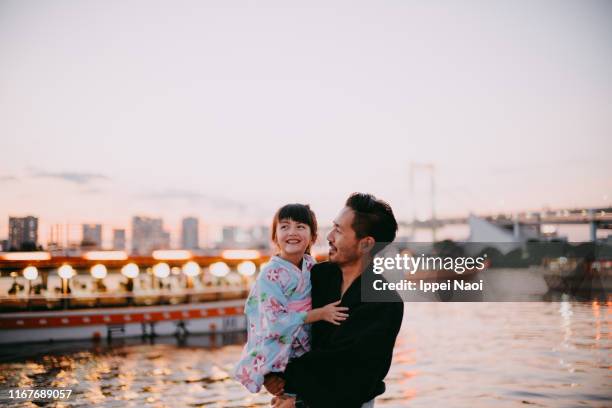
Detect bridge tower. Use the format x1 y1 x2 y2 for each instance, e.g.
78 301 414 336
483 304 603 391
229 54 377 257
409 163 436 242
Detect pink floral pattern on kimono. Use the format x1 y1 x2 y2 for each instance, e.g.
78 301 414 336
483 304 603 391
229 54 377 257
233 254 315 393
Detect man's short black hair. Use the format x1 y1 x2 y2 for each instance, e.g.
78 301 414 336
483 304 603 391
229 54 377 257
345 193 398 254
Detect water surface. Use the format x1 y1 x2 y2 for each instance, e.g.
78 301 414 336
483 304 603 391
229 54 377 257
0 300 610 407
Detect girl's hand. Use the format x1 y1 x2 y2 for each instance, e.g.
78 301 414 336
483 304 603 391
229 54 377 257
319 300 349 325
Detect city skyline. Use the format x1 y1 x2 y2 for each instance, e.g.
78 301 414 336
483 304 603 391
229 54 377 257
3 205 610 251
1 214 277 251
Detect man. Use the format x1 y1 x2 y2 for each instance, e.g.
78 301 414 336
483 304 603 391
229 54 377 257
265 193 404 408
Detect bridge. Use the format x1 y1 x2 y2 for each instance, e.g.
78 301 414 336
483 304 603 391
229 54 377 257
399 207 612 241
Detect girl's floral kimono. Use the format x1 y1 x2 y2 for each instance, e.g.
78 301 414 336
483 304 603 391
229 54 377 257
233 254 315 393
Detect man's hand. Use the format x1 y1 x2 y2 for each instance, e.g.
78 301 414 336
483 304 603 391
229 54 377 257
263 374 285 396
271 394 296 408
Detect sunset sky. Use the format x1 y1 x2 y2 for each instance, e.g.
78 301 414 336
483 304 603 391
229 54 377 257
1 0 611 243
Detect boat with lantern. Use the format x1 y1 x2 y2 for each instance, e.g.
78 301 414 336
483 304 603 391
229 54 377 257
0 249 263 345
542 256 612 294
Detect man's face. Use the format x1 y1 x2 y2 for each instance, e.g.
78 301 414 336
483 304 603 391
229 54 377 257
327 207 361 266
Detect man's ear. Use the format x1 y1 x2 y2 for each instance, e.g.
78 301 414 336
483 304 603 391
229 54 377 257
359 237 375 254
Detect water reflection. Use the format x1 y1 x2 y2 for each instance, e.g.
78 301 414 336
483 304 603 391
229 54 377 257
0 300 610 408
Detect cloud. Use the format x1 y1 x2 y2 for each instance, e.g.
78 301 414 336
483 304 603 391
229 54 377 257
139 189 249 211
0 175 17 182
79 187 104 195
29 169 109 185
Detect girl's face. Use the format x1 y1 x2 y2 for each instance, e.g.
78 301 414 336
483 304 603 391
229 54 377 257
275 218 312 257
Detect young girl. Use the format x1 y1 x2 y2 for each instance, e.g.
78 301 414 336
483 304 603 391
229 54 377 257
233 203 348 393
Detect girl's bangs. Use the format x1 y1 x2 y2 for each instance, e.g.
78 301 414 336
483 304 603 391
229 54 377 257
277 204 315 227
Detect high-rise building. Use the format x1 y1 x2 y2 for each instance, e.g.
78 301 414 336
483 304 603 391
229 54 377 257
181 217 199 249
112 229 126 251
8 216 38 251
251 225 271 249
131 216 170 255
221 226 238 247
219 226 257 248
161 230 171 249
81 224 102 249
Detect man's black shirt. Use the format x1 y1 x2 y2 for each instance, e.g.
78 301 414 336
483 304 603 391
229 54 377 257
283 261 404 408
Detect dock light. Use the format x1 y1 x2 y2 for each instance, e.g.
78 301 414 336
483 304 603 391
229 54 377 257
84 251 128 261
237 261 256 277
2 252 51 261
23 266 38 280
221 249 260 260
182 261 201 277
153 263 170 278
58 264 75 279
153 250 191 260
121 263 139 279
91 264 107 279
210 261 230 277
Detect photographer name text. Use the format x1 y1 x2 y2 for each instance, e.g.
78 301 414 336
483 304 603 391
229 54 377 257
373 278 483 293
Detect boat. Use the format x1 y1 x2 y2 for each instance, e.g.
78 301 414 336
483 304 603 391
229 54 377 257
542 257 612 294
0 250 261 344
0 294 246 344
